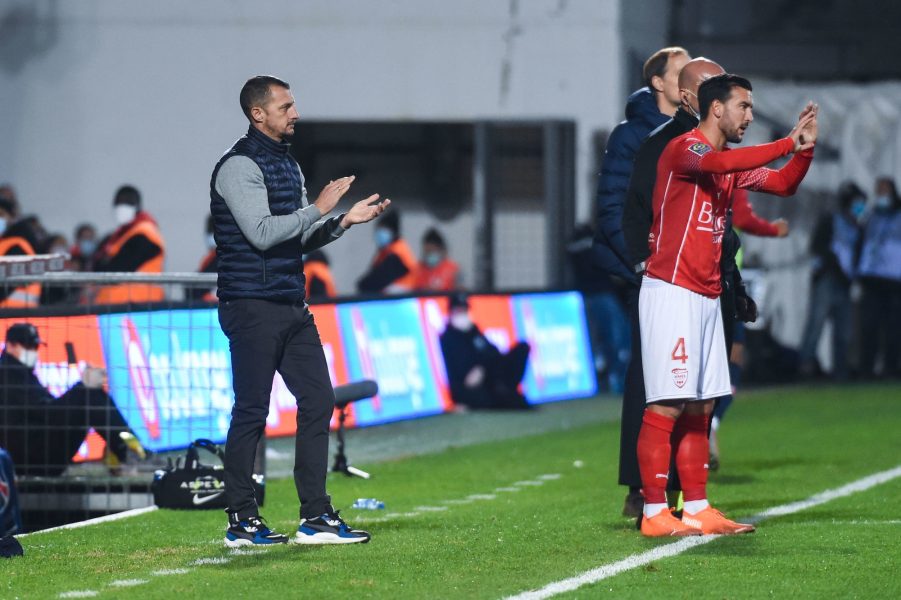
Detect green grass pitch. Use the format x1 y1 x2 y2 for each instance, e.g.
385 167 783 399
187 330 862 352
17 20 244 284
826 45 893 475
6 384 901 599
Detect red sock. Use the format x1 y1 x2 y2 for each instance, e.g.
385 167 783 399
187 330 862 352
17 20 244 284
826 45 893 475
674 413 710 501
637 410 676 504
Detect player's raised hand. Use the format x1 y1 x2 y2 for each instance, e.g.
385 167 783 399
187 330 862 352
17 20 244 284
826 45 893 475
314 175 355 215
789 110 817 153
798 104 818 149
339 195 391 229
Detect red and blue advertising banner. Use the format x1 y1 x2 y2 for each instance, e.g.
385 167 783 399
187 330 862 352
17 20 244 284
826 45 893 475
1 291 597 455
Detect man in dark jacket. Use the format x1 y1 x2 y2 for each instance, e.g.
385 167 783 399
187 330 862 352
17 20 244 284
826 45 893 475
592 47 689 282
439 293 531 410
0 323 140 476
212 75 389 547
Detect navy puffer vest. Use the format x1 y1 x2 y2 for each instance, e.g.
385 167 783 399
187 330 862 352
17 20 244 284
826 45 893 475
210 126 306 303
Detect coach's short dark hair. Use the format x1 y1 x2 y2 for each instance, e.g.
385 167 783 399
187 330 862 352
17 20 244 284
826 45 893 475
643 47 689 90
240 75 290 120
698 74 753 120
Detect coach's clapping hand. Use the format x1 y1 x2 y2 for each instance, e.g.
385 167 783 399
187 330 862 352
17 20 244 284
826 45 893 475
314 175 355 215
339 195 392 229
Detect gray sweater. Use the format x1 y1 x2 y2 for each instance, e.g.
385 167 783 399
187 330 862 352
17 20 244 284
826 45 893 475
214 155 345 252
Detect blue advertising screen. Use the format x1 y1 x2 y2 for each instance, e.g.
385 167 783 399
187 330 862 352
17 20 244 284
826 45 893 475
98 309 233 452
511 292 598 403
337 298 447 426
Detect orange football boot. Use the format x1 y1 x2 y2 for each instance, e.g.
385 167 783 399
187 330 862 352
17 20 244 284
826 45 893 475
641 508 703 537
682 507 755 535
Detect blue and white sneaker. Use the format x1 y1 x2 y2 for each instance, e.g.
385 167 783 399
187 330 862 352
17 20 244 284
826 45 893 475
225 514 289 547
293 511 371 545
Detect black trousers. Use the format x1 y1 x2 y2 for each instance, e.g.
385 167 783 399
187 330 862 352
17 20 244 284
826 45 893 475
219 299 334 520
618 284 645 489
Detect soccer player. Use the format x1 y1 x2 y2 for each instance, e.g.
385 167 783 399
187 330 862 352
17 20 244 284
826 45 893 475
636 74 817 536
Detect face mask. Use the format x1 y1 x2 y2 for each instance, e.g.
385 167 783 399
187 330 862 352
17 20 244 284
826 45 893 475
205 233 216 249
874 195 892 210
0 217 7 237
79 239 97 256
374 228 393 249
424 251 442 268
20 349 38 368
850 199 866 220
681 89 700 120
114 204 137 225
450 312 472 330
50 245 68 255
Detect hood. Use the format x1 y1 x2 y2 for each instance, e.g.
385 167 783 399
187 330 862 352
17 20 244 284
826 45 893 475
624 87 666 128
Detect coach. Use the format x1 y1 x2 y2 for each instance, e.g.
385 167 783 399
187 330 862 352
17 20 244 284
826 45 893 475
211 75 388 547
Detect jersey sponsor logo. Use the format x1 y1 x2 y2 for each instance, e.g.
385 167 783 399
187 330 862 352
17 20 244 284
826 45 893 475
672 367 688 388
688 142 712 157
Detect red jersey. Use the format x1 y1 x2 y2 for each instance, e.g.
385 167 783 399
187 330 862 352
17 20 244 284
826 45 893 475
646 129 813 297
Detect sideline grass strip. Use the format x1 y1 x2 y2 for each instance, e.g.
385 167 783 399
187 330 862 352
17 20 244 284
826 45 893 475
4 384 899 599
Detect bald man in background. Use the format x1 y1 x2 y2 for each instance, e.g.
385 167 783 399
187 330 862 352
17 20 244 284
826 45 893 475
617 58 729 517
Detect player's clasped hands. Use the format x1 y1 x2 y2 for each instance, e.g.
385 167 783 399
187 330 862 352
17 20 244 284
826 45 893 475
790 101 819 152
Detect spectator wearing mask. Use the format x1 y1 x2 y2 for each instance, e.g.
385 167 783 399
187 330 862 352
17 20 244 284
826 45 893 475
414 228 460 292
69 223 99 272
356 210 417 294
439 293 531 410
0 323 146 476
857 177 901 379
94 185 166 305
0 200 40 309
797 182 866 380
303 250 336 300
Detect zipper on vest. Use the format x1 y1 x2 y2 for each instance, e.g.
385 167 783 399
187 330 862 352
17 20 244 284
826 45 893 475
261 250 267 283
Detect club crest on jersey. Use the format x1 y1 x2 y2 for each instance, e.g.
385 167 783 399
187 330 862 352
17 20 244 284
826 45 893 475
672 368 688 388
688 142 712 157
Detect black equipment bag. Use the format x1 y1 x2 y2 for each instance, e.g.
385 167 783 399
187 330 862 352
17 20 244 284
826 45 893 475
151 439 264 509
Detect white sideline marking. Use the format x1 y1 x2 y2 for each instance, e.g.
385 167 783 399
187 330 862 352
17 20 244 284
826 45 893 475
414 505 449 512
22 506 159 537
191 557 231 566
151 568 193 576
495 487 521 493
505 465 901 600
59 592 98 598
512 480 544 487
109 579 148 588
538 474 562 481
467 494 497 501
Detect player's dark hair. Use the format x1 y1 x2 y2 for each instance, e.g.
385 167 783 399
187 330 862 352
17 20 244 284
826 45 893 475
422 227 446 249
698 74 753 120
643 47 689 91
240 75 290 120
114 185 142 209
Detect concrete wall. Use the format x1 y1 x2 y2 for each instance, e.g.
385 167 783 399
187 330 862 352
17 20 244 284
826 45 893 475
0 0 625 290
